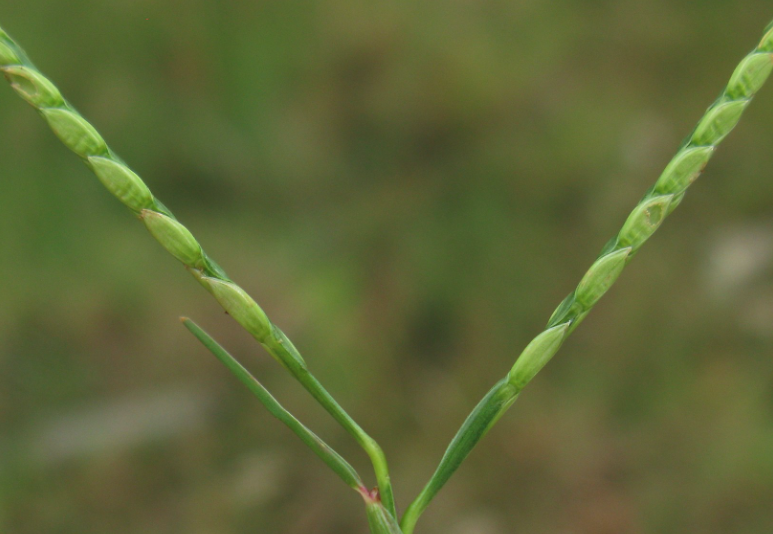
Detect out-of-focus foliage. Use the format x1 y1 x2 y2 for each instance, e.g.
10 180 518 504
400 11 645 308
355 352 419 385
1 2 773 533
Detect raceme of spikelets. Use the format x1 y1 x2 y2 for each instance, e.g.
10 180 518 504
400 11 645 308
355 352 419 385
399 20 773 534
3 17 773 534
0 24 397 519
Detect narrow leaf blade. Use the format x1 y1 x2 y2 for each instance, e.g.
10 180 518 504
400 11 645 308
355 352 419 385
182 318 363 491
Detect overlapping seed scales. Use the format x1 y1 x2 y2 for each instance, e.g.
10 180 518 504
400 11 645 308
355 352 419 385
508 323 570 389
575 247 631 308
41 108 107 157
654 146 714 195
547 292 582 327
2 66 63 107
89 157 153 212
0 40 19 65
200 277 272 342
727 53 773 99
618 195 673 250
691 99 748 145
665 190 686 217
760 25 773 52
141 210 203 267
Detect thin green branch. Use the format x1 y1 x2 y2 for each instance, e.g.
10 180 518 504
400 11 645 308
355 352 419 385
0 23 395 518
400 18 773 534
182 317 364 491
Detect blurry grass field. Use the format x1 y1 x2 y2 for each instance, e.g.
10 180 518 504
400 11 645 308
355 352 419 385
1 2 773 533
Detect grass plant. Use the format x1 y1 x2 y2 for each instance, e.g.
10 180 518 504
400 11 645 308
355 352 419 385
1 15 772 534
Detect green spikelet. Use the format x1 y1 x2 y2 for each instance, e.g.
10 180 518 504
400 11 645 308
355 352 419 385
618 195 673 250
140 210 204 268
691 99 748 146
198 276 272 344
575 247 631 308
726 53 773 99
41 108 107 157
508 323 570 389
89 157 154 213
654 146 714 195
2 66 62 107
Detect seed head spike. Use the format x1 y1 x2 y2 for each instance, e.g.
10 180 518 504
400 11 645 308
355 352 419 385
402 18 773 533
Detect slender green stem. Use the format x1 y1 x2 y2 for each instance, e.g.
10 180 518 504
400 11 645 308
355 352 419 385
182 318 364 491
400 379 518 532
400 19 773 534
263 327 397 516
364 492 405 534
0 23 395 517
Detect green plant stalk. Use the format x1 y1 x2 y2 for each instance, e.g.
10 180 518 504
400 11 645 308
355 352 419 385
399 19 773 534
182 317 364 491
364 493 405 534
0 23 396 518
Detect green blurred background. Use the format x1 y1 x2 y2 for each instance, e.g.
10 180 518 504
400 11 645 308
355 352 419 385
2 2 773 533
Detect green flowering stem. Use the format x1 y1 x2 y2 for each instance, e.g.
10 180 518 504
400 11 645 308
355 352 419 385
399 378 519 532
182 318 364 491
400 18 773 534
0 23 395 518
